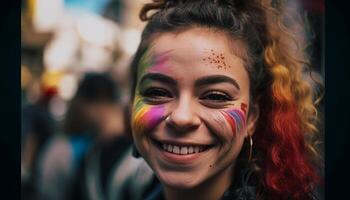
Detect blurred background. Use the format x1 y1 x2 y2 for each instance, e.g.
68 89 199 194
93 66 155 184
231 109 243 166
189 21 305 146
21 1 147 199
20 0 324 200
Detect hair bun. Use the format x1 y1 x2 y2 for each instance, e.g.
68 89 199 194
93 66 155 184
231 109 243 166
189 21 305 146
140 0 185 21
140 0 165 21
139 0 267 21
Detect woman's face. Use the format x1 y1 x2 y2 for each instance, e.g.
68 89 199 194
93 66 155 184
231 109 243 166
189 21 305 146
131 27 254 189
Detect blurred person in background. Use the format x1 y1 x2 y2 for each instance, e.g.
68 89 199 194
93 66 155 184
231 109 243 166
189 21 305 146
21 86 57 200
35 72 129 200
67 78 133 200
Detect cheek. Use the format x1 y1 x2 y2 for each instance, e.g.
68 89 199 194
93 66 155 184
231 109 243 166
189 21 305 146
201 108 247 142
131 101 165 135
221 109 247 137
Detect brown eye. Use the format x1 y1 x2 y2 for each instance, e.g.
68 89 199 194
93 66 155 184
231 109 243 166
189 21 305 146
140 87 173 103
200 91 233 102
143 88 171 97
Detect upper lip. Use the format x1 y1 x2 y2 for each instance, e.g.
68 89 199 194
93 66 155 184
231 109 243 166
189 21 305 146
151 137 216 147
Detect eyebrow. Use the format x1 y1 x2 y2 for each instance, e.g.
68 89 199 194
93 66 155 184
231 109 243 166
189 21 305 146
195 75 240 90
139 73 177 86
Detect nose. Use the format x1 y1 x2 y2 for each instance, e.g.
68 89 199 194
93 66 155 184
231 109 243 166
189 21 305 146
166 93 201 132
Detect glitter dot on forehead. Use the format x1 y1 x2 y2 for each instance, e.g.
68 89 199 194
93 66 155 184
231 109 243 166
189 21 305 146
202 49 233 70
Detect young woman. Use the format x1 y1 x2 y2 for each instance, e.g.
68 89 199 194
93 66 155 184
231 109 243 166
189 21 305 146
128 0 322 199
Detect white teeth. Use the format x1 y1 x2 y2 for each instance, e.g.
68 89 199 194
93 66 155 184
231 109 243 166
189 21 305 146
167 144 172 152
160 143 208 155
188 146 194 154
180 147 188 155
194 146 199 153
173 146 180 154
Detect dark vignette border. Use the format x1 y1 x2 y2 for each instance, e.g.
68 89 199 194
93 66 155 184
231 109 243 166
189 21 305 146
325 0 350 199
0 0 20 198
0 0 349 199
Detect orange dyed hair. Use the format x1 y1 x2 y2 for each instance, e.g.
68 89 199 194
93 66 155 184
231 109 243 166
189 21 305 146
252 1 322 198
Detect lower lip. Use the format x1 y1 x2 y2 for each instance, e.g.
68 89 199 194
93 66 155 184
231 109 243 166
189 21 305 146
152 141 211 165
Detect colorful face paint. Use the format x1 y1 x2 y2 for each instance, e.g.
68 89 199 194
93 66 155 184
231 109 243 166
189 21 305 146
202 49 232 70
138 47 173 79
132 95 165 134
220 108 246 136
207 110 236 142
149 51 172 72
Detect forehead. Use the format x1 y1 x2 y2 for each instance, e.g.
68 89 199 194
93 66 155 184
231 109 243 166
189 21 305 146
149 27 248 64
137 27 250 89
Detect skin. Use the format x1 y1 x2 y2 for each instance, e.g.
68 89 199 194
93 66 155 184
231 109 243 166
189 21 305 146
131 27 258 200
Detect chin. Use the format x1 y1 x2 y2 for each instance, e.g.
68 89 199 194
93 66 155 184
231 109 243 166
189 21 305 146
156 170 204 189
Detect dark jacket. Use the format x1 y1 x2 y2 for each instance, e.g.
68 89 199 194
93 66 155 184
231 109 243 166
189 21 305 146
141 165 322 200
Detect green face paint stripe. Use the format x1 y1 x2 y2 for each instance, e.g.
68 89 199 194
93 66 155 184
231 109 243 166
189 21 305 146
135 46 157 94
138 78 153 93
137 47 154 83
139 49 150 71
133 95 147 115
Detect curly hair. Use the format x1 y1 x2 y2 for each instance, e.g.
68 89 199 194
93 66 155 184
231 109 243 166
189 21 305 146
129 0 322 199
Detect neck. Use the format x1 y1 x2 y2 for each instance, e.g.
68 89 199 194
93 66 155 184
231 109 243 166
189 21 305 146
164 166 234 200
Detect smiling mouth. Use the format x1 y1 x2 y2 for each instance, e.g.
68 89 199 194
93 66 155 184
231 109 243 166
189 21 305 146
151 138 214 155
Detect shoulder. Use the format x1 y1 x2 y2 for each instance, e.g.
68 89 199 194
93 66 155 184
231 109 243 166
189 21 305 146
38 136 73 175
106 145 155 200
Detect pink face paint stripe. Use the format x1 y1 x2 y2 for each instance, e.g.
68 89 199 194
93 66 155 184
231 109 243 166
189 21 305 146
222 109 247 136
229 111 242 134
235 110 246 131
237 110 247 128
149 51 172 72
133 103 165 135
143 106 165 130
228 110 246 128
221 111 237 136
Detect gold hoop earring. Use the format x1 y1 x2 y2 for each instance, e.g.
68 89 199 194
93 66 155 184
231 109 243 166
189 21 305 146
248 135 253 163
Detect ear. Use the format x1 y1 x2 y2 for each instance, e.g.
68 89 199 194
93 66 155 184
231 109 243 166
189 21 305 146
245 103 260 137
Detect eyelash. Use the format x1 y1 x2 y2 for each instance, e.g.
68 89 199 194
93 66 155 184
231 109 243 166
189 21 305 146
200 91 233 102
140 88 234 105
140 87 173 101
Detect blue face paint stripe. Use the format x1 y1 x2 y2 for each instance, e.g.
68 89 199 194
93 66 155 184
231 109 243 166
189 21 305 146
227 110 244 134
236 110 246 127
